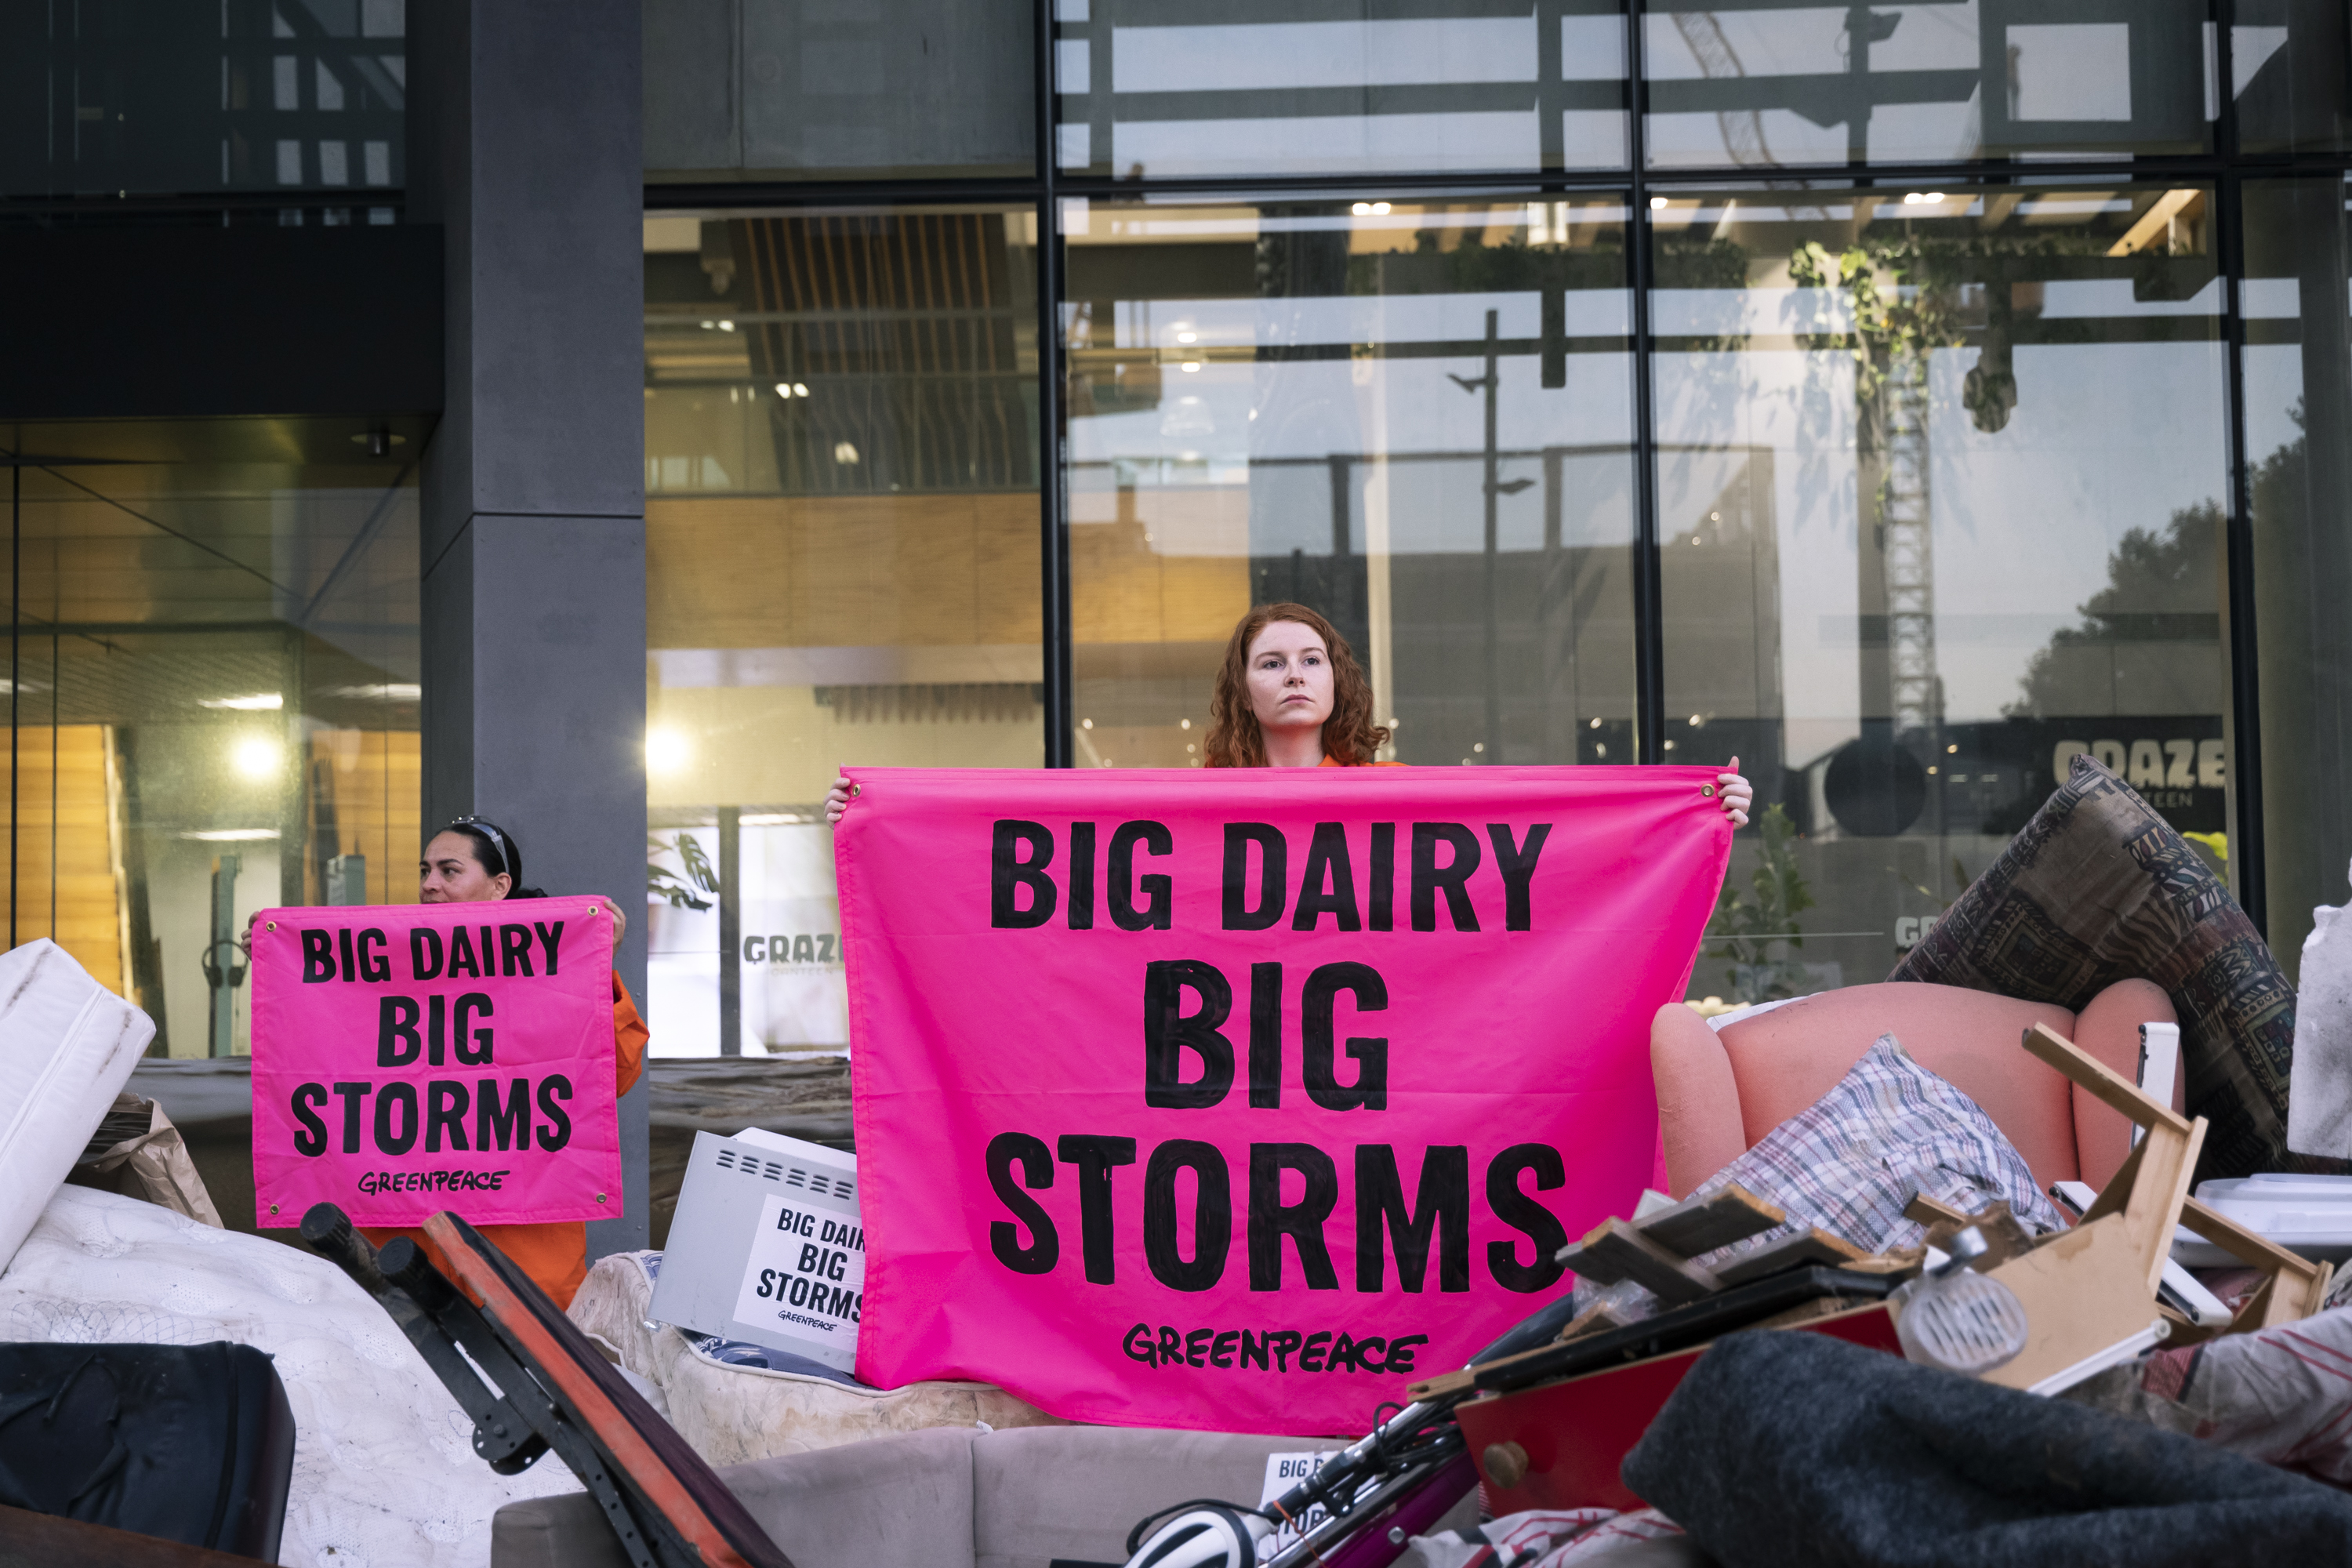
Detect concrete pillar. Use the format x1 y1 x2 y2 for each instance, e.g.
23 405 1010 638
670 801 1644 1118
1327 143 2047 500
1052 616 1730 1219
409 0 650 1257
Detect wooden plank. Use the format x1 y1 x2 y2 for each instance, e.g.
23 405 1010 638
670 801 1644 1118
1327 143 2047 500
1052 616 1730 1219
0 1501 268 1566
2078 1138 2146 1227
1918 1200 2038 1271
1713 1227 1865 1286
2180 1195 2319 1275
1634 1183 1786 1258
1904 1192 1968 1228
2118 1118 2204 1297
2177 1196 2332 1330
1981 1214 2165 1392
2020 1022 2194 1136
1557 1218 1723 1305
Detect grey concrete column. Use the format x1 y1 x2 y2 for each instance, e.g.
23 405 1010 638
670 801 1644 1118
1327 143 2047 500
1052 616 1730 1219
410 0 650 1257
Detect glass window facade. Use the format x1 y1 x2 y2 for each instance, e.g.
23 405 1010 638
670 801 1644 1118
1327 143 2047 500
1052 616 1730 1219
642 207 1042 1052
2 422 420 1056
0 0 405 218
645 0 1036 183
1065 194 1635 765
639 2 2352 1049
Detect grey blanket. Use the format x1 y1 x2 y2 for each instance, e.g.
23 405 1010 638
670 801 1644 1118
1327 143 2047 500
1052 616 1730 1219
1621 1332 2352 1567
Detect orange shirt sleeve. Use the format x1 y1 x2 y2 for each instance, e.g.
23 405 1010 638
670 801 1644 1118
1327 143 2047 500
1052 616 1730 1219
612 971 648 1098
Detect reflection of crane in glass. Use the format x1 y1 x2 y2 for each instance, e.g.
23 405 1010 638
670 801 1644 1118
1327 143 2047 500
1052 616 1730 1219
1671 13 1777 168
1882 350 1939 736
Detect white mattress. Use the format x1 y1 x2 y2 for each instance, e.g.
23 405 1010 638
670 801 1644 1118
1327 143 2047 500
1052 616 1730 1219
0 939 158 1273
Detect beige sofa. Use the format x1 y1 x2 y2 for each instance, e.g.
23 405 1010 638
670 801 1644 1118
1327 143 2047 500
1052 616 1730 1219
492 1423 1476 1568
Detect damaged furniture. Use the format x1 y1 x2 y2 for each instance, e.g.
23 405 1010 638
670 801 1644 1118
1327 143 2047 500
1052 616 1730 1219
1624 1330 2352 1568
1458 1018 2328 1518
1653 978 2179 1197
568 1250 1059 1465
1893 752 2301 1178
490 1423 1407 1568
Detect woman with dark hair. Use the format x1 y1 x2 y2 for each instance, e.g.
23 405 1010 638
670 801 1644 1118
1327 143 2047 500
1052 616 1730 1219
372 818 649 1308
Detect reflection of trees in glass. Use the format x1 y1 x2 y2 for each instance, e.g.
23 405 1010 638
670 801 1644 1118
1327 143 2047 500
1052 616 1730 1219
1707 803 1815 1003
1347 225 1624 296
2007 502 2222 720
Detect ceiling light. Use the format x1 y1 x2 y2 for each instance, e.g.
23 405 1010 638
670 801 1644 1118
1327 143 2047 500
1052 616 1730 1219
793 383 808 396
775 382 794 397
1650 196 1669 210
1181 361 1200 372
231 735 281 780
202 693 284 710
833 441 861 464
179 828 281 842
1688 714 1704 727
646 728 691 775
1176 330 1197 343
718 320 735 331
1589 717 1602 729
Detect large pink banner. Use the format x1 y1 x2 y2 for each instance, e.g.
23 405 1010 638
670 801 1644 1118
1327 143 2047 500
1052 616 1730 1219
249 899 622 1228
839 766 1729 1435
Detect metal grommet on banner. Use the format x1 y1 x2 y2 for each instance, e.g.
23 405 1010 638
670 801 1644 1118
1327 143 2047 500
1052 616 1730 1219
849 783 862 797
266 921 277 931
268 1203 280 1215
595 1192 608 1203
1701 783 1716 797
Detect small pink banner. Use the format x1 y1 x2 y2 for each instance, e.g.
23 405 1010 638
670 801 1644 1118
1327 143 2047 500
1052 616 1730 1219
838 766 1730 1435
249 899 622 1228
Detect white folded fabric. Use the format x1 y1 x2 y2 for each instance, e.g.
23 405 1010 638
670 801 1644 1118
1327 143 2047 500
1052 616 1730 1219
0 939 157 1274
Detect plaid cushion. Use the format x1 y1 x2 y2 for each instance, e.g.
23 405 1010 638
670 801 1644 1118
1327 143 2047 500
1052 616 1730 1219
1693 1033 2063 1261
1890 753 2307 1179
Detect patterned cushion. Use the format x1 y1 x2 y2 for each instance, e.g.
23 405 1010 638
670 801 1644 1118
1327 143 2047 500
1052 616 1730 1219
1889 753 2304 1179
1693 1033 2063 1261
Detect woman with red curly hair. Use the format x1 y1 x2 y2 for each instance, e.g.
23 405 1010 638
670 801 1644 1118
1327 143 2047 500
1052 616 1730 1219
1200 603 1750 822
1203 601 1396 769
826 602 1750 820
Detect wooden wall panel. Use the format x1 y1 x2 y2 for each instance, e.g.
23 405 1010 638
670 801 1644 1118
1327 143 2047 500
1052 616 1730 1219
648 491 1244 653
0 725 125 993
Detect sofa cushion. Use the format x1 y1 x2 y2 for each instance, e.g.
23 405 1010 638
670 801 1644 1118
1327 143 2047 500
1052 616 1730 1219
492 1426 982 1568
971 1425 1337 1568
567 1251 1059 1465
0 939 155 1273
488 1421 1472 1568
1891 753 2299 1178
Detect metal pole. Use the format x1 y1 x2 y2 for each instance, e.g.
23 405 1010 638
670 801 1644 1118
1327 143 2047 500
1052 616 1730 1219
1627 2 1665 766
717 806 741 1056
1480 310 1503 764
10 463 18 950
1035 0 1073 767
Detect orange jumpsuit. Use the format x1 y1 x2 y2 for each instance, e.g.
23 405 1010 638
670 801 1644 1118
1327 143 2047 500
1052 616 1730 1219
365 972 650 1309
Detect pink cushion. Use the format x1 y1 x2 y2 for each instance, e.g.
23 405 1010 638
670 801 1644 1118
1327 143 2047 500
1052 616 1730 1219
1653 980 2179 1198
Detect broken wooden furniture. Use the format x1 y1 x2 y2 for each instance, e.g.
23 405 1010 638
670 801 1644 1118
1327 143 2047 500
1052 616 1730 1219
1455 1019 2328 1515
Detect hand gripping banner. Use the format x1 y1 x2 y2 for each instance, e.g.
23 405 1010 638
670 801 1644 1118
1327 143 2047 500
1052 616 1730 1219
838 766 1730 1435
250 900 621 1228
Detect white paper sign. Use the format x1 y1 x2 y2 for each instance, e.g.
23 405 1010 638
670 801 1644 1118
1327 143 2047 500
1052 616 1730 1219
729 1192 867 1367
1256 1450 1342 1557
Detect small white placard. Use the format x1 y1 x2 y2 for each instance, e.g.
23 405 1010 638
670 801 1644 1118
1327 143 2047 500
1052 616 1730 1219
1256 1450 1342 1557
728 1192 868 1367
